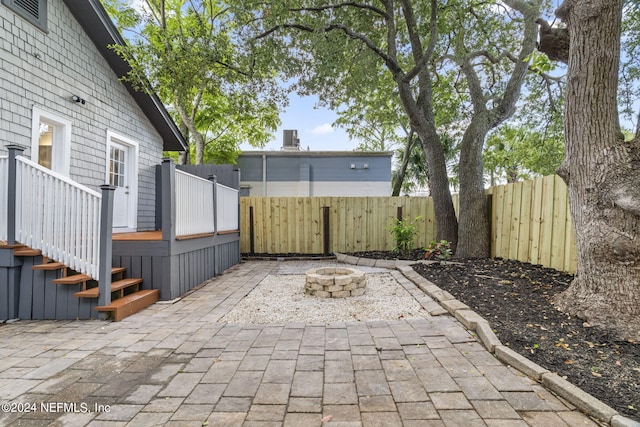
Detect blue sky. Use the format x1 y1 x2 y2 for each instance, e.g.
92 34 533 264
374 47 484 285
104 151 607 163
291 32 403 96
123 0 357 153
238 95 359 152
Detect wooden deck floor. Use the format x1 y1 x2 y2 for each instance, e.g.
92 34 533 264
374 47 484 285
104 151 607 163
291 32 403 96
112 231 222 241
5 230 230 244
112 231 162 241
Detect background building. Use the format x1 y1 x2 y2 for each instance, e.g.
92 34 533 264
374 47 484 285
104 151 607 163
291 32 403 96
237 131 392 197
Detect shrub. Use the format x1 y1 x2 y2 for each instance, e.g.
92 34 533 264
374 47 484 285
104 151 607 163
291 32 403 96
424 240 453 260
387 216 420 257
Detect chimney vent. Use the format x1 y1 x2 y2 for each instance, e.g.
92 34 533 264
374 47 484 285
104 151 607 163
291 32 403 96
282 130 301 151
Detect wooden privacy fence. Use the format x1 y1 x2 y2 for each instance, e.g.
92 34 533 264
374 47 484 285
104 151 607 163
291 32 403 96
492 174 576 273
240 196 456 255
240 174 577 273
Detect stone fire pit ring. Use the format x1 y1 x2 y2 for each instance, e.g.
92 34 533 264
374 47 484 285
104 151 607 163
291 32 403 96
304 267 367 298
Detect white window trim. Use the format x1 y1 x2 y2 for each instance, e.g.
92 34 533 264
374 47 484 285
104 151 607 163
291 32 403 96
30 106 72 177
105 131 139 231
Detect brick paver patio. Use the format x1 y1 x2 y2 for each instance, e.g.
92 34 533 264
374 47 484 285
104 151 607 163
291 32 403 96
0 261 603 426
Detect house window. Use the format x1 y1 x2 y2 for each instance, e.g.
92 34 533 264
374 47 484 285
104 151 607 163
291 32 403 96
31 107 71 176
109 145 126 188
37 121 54 169
2 0 48 32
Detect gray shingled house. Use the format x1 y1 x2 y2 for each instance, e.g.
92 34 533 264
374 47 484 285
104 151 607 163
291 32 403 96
0 0 240 321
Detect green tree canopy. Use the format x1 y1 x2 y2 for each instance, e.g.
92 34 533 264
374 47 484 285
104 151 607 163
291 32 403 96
103 0 285 164
483 123 564 185
244 1 552 257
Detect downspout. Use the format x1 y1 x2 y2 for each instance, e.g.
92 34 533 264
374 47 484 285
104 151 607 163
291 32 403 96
262 154 267 196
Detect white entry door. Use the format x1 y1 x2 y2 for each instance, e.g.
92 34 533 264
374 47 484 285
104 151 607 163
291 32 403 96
107 134 138 231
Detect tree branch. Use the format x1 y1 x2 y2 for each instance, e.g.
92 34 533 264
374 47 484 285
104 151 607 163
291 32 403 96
535 18 569 63
289 2 389 19
402 0 438 83
503 50 564 112
493 0 541 125
254 23 315 40
383 1 398 68
214 60 249 77
190 81 207 123
458 54 487 113
255 23 403 76
330 23 402 75
504 52 564 82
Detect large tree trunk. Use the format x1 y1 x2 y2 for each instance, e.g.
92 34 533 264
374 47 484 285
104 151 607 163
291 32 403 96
177 122 190 165
456 115 491 258
554 0 640 340
392 130 416 196
176 104 205 165
417 128 458 250
453 0 539 258
396 79 459 250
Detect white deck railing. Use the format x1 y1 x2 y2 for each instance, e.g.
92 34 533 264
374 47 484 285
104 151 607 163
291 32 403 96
175 169 215 236
14 157 102 279
0 156 8 242
216 183 239 232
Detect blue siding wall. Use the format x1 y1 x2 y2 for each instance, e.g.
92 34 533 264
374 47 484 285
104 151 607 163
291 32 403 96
238 153 392 183
176 164 240 189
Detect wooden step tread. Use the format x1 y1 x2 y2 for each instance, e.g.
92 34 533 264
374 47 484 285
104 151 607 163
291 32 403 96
53 274 91 284
112 267 126 275
74 278 143 298
14 248 42 256
1 242 26 249
96 289 159 321
32 262 65 271
52 267 126 285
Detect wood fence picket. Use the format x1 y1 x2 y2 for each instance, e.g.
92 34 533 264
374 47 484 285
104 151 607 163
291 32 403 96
240 175 577 273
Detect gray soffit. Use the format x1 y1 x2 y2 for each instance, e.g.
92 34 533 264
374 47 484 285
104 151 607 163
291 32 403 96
63 0 187 152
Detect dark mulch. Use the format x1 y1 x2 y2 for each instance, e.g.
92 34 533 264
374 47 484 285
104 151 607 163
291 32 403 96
349 250 640 421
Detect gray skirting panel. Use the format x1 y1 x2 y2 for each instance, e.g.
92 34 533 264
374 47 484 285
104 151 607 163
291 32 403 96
112 233 240 301
0 249 96 321
0 233 240 320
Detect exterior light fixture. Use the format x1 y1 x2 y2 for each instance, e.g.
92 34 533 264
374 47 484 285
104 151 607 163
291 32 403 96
71 95 86 105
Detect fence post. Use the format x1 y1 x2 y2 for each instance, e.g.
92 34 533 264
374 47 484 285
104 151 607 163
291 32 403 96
160 159 176 241
209 175 218 234
6 145 25 245
98 185 115 313
234 167 241 234
249 206 255 254
486 192 493 256
323 206 331 255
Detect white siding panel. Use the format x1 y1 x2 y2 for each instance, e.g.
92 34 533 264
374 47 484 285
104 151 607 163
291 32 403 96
241 180 391 197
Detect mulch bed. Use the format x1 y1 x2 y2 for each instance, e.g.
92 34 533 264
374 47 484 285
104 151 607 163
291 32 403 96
349 250 639 421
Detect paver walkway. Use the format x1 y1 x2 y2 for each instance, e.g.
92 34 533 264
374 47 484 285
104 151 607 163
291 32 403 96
0 261 603 426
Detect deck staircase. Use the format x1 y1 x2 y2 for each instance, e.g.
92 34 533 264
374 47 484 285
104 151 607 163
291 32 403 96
13 246 158 321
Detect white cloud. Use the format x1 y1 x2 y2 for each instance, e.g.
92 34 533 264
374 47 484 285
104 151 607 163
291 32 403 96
310 123 334 135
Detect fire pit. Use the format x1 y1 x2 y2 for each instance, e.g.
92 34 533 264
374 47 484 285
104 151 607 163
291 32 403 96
304 267 367 298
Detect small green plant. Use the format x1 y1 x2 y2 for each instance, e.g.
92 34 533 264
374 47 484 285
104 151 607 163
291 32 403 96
387 217 420 257
424 240 453 260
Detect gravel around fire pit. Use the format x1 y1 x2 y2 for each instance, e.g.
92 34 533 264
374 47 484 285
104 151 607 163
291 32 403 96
220 272 430 324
